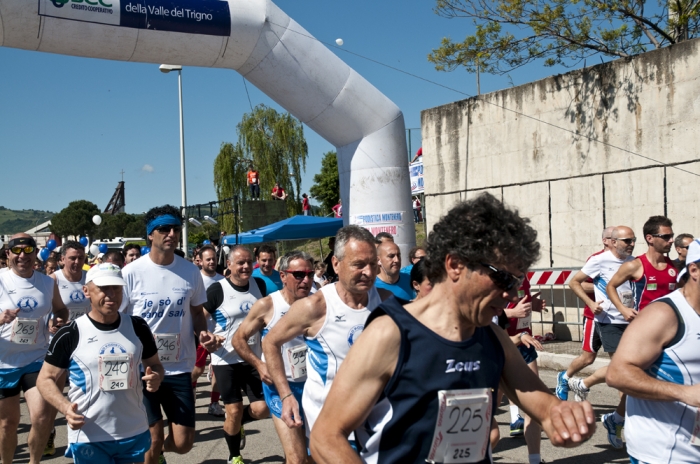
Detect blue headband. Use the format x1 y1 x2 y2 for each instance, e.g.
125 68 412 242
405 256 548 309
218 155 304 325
147 215 181 235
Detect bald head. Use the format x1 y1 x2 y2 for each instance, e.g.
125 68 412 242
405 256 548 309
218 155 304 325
378 241 401 281
611 226 636 259
11 232 32 241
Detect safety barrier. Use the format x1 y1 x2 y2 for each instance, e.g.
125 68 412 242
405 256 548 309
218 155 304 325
527 268 586 342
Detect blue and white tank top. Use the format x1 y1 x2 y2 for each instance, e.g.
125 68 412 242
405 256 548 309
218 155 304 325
262 290 307 382
54 269 89 321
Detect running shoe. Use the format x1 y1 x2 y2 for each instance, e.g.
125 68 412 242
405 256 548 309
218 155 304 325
555 371 569 401
509 415 524 436
568 377 590 402
240 425 246 450
43 428 56 456
158 452 167 464
601 413 624 449
229 456 244 464
208 402 225 417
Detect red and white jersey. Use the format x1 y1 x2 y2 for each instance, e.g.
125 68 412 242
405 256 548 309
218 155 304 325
507 278 532 336
631 254 677 311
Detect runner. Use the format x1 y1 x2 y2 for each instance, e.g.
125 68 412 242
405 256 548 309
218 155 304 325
607 238 700 464
567 225 636 449
102 249 125 268
203 245 270 464
233 250 314 464
374 240 414 300
193 245 225 417
400 245 426 275
556 226 614 401
44 258 58 276
36 263 165 464
262 225 391 447
0 234 70 464
672 233 694 272
374 232 393 246
252 244 283 292
309 194 595 463
124 244 142 265
119 205 219 464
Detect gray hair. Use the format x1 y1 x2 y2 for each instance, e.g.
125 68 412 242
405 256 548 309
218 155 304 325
334 225 376 261
227 245 251 261
279 251 313 272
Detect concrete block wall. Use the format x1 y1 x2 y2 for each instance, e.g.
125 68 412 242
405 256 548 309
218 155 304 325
422 39 700 269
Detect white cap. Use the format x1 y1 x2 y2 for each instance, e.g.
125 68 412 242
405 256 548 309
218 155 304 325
86 263 126 286
677 239 700 282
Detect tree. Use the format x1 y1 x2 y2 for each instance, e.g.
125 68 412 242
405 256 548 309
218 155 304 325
50 200 100 238
428 0 700 75
309 151 340 216
213 104 309 232
93 213 145 240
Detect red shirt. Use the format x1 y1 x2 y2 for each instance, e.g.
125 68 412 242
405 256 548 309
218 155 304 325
302 197 310 211
247 170 259 185
632 254 678 311
272 186 285 198
507 278 532 336
332 203 342 218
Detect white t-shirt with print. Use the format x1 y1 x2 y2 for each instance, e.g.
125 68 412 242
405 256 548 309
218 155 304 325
580 250 634 324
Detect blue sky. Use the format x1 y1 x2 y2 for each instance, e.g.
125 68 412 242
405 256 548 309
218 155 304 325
0 0 573 215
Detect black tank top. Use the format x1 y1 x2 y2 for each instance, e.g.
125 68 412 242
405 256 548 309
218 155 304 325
356 297 504 464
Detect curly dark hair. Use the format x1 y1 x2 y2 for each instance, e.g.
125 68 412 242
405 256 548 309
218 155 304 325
123 243 141 255
144 205 183 227
425 193 540 283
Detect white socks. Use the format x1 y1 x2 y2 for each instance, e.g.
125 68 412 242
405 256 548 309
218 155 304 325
528 453 541 464
510 405 520 423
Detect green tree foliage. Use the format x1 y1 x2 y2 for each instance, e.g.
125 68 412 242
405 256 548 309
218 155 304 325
309 151 340 216
93 213 145 240
213 104 309 232
188 223 220 247
50 200 100 238
428 0 700 75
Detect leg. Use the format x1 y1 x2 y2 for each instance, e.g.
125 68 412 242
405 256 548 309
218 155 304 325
191 365 204 386
247 399 270 421
489 416 500 451
224 402 244 436
144 420 165 464
272 415 308 464
163 423 195 454
160 373 196 455
523 361 542 459
582 365 608 389
24 386 59 464
0 394 21 464
566 350 597 378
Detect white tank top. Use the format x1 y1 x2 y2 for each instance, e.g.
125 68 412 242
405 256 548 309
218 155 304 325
302 283 381 434
262 291 307 382
54 269 89 321
67 315 149 443
626 289 700 463
0 270 54 369
210 279 263 366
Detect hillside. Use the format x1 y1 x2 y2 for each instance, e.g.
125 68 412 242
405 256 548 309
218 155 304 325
0 206 55 235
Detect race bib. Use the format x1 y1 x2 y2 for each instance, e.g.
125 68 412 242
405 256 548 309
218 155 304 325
517 290 525 299
690 409 700 447
427 388 491 463
69 310 87 321
286 345 307 380
11 318 39 345
155 333 181 363
621 291 634 308
516 314 531 330
98 354 132 391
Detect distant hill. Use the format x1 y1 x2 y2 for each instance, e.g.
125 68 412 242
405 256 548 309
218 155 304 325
0 206 55 234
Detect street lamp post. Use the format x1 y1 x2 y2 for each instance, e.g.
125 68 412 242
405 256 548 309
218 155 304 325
159 64 188 257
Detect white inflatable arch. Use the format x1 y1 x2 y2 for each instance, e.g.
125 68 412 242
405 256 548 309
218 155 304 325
0 0 416 260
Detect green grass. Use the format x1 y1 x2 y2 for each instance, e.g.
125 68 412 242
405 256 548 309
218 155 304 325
0 207 55 235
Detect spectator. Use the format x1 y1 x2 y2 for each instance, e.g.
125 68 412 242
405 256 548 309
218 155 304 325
247 165 261 200
413 196 422 222
331 199 342 218
44 258 58 275
271 182 287 201
302 193 311 216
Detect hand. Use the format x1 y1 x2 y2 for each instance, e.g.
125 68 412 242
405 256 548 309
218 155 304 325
619 306 638 322
142 366 161 392
64 403 85 430
506 296 532 319
256 362 273 385
543 400 596 447
0 309 20 325
531 292 547 313
200 331 223 352
281 394 304 429
50 316 66 334
589 300 604 315
520 333 543 350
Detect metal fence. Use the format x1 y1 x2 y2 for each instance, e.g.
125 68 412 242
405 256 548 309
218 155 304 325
527 268 587 342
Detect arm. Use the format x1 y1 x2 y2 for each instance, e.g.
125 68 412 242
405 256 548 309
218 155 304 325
492 326 595 447
606 301 700 404
232 296 273 384
569 271 603 315
262 293 326 428
607 260 642 322
191 303 222 351
309 315 400 463
581 282 594 293
50 281 69 333
504 295 531 319
141 353 165 392
37 363 85 429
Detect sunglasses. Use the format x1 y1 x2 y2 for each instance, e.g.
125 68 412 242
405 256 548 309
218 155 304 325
615 237 636 245
10 246 35 255
651 233 674 241
286 270 314 281
678 245 690 250
155 225 182 234
480 263 524 291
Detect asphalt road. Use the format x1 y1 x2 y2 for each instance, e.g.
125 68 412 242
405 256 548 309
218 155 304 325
14 369 631 463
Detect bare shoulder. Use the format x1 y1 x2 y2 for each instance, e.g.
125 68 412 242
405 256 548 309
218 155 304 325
290 290 327 321
363 313 401 344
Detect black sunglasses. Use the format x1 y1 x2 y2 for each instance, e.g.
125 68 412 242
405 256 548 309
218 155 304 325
480 263 524 291
615 237 636 245
155 225 182 234
651 233 674 241
286 270 314 280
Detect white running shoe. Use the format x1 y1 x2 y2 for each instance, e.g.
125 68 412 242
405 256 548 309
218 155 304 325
568 377 590 402
208 402 225 417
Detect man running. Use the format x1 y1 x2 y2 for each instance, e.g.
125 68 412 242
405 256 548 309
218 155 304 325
124 244 142 265
309 194 595 463
193 245 225 417
556 226 614 400
607 238 700 463
204 246 270 464
672 233 694 272
37 263 165 464
234 251 314 464
567 225 636 449
0 234 69 464
374 241 414 300
103 249 125 268
252 244 283 292
262 225 391 447
120 205 218 464
52 241 90 323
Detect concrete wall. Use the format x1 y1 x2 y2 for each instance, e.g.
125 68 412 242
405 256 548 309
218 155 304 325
422 39 700 269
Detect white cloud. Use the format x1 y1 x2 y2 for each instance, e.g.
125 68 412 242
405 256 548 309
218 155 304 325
142 164 155 173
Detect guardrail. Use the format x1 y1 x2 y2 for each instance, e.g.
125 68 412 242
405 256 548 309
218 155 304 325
527 268 586 342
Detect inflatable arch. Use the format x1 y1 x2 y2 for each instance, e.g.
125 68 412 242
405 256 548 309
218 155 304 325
0 0 416 260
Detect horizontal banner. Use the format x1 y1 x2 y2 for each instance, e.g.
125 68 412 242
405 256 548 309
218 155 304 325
39 0 231 36
350 211 404 225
